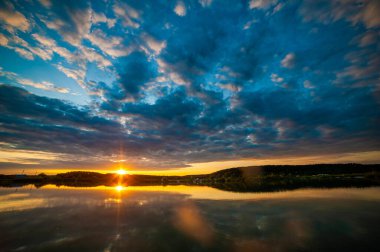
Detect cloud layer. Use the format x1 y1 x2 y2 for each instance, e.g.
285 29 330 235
0 0 379 172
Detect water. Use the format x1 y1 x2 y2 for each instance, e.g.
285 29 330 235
1 185 380 252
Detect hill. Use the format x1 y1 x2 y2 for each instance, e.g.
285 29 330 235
0 163 379 192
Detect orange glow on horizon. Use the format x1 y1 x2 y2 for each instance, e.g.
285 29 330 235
2 150 380 176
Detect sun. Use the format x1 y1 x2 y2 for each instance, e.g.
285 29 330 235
115 185 124 191
116 169 128 175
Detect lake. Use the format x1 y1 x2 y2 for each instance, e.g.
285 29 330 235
1 185 380 251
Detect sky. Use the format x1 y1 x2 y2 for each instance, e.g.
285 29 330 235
0 0 379 175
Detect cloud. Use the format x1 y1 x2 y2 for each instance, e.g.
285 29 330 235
3 34 53 61
40 1 91 46
31 33 56 48
360 0 380 28
358 31 378 47
336 50 380 89
271 73 284 83
0 85 122 157
122 88 201 123
38 0 52 8
299 0 380 28
7 32 110 79
115 51 157 99
113 2 140 28
0 69 69 93
281 53 296 68
303 80 314 89
0 33 8 46
142 33 166 55
0 85 195 169
0 1 30 31
91 11 116 28
13 47 34 60
174 1 187 16
249 0 277 10
55 64 86 87
1 0 380 170
199 0 213 8
80 46 111 68
85 29 132 58
17 78 69 93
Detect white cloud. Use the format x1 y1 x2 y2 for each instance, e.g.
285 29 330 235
7 35 53 60
271 73 284 83
80 46 112 68
243 19 258 30
174 1 187 16
281 53 296 68
54 47 75 62
249 0 277 9
3 34 56 61
66 8 92 46
13 47 34 60
18 78 69 93
26 46 52 61
86 29 132 58
32 33 75 62
0 33 8 46
142 34 166 54
113 2 140 28
55 64 85 80
303 80 314 89
41 8 91 46
38 0 52 8
1 68 70 93
0 2 30 31
32 33 110 69
32 33 55 47
157 58 189 85
91 12 116 28
218 83 242 92
199 0 213 8
11 35 29 47
55 64 86 89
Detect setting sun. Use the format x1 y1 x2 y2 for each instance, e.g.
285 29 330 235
116 169 128 175
115 185 125 192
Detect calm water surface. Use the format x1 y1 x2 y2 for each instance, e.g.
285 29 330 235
1 185 380 252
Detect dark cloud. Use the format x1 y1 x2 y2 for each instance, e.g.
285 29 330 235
117 51 158 99
123 87 201 125
0 85 123 154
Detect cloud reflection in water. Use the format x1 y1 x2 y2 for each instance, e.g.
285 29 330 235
0 186 379 251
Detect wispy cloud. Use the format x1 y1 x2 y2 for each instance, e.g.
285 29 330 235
0 1 30 31
113 1 140 28
55 64 86 88
0 68 70 93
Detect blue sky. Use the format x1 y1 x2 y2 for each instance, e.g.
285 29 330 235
0 0 379 174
